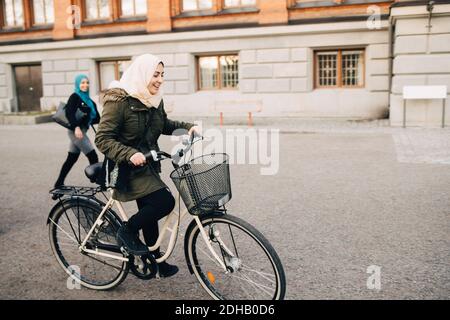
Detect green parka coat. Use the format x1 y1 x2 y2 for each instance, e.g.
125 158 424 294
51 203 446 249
95 88 194 202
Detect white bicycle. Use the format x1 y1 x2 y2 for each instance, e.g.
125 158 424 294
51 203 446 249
48 136 286 300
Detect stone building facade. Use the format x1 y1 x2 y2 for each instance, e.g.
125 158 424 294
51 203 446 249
0 0 449 126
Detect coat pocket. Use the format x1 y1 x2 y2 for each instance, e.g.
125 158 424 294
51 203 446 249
129 164 147 176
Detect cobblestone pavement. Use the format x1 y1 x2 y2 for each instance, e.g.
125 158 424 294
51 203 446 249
0 119 449 300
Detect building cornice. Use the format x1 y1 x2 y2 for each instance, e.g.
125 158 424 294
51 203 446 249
0 20 389 54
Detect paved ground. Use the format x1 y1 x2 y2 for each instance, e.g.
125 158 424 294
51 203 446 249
0 119 449 300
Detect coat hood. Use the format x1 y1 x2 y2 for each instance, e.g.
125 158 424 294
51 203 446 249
100 87 161 111
100 88 129 105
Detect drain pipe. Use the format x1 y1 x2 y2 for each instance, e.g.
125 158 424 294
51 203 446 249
387 8 395 118
426 1 435 31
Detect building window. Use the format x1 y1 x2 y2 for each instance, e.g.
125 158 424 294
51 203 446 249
295 0 378 6
3 0 24 27
296 0 329 2
120 0 147 17
182 0 213 12
98 59 132 91
315 49 364 88
316 51 337 87
198 55 239 90
341 50 364 86
32 0 54 25
224 0 256 8
296 0 340 3
85 0 110 20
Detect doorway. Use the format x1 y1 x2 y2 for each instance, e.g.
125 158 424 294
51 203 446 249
14 64 43 112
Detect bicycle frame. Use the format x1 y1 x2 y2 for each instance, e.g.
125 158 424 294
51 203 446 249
77 188 229 271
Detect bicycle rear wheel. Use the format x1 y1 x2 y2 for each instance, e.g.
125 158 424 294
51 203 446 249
48 197 129 290
185 213 286 300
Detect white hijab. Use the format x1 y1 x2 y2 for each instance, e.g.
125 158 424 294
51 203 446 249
107 80 120 89
118 54 164 108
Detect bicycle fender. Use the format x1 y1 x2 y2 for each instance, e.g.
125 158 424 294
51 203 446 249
46 196 105 225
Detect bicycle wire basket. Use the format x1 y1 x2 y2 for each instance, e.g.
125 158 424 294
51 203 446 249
170 153 231 215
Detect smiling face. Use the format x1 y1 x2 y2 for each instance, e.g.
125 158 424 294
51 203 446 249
147 62 164 95
79 78 89 92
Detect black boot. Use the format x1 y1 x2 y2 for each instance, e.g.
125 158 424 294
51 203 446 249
86 150 99 165
153 251 179 278
116 223 149 256
54 152 80 188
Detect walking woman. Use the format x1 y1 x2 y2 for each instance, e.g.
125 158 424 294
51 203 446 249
95 54 199 278
54 75 100 188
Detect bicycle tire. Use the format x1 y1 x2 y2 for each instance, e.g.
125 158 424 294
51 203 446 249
184 213 286 300
48 196 129 290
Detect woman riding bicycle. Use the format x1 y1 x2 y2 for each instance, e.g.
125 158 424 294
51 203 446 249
95 54 200 278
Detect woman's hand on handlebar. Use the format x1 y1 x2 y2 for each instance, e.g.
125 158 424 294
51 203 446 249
188 126 201 140
129 152 146 166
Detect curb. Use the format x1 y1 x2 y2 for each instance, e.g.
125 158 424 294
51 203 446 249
0 113 53 125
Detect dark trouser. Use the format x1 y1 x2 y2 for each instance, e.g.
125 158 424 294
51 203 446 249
54 150 98 187
127 188 175 255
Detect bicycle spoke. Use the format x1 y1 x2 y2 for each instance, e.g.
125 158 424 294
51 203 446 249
63 208 81 243
189 216 285 300
237 272 265 298
197 246 224 270
76 201 81 245
229 273 273 298
49 218 78 243
49 199 128 289
57 242 78 248
227 224 239 258
237 275 256 299
242 272 273 298
240 264 276 284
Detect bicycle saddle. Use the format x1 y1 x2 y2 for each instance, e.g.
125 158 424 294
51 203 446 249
84 162 103 183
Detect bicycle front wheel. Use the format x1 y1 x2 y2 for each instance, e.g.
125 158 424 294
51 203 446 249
185 213 286 300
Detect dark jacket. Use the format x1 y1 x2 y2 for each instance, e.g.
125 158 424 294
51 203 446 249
66 93 100 130
95 88 195 202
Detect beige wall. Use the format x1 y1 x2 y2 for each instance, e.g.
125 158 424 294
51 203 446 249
390 3 450 127
0 20 390 119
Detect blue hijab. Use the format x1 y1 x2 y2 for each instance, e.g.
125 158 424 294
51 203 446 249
74 74 96 125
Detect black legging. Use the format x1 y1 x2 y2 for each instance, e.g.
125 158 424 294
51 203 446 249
54 150 98 187
127 188 175 255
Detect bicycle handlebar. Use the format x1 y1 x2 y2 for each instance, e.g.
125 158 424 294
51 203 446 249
141 134 203 168
143 150 172 161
